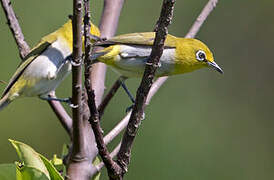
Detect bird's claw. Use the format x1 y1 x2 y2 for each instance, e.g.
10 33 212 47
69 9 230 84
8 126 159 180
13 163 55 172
126 104 134 113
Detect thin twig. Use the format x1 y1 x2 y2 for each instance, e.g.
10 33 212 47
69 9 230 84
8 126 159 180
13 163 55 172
103 111 131 145
116 0 175 176
185 0 218 38
0 0 30 59
90 0 125 105
47 94 73 138
86 0 125 179
85 56 122 179
96 142 122 171
98 76 127 118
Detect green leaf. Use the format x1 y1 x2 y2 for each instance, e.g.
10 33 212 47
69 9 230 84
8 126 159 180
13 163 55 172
0 164 16 180
17 166 49 180
40 155 63 180
50 154 64 173
9 139 50 179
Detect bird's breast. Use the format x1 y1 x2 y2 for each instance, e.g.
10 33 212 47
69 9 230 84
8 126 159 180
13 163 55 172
19 38 72 96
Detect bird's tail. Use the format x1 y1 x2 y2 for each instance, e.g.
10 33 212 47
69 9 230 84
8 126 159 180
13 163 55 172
0 93 11 111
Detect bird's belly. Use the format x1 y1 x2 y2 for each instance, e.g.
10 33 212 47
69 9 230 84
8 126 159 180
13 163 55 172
20 40 71 97
112 47 176 78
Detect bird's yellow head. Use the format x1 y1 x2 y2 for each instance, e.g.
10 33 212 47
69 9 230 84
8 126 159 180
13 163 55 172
174 38 223 74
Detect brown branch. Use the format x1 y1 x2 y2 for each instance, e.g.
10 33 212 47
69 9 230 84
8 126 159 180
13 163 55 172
66 0 87 179
103 112 131 145
48 93 73 139
0 0 30 59
71 0 83 154
116 0 175 176
90 0 124 105
85 85 122 179
85 30 122 179
98 76 127 118
85 1 125 179
95 142 122 172
185 0 218 38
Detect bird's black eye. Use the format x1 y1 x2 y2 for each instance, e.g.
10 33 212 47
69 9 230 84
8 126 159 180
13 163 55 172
196 50 206 62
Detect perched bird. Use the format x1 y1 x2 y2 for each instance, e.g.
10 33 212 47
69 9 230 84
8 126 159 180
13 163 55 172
0 20 100 111
92 32 223 78
91 32 223 107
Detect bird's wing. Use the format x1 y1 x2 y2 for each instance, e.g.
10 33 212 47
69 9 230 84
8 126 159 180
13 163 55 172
1 37 57 97
95 32 177 48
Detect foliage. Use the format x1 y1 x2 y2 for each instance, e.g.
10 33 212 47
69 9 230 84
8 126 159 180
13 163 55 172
0 139 100 180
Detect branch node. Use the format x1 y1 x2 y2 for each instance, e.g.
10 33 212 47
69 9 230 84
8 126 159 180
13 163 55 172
71 59 82 66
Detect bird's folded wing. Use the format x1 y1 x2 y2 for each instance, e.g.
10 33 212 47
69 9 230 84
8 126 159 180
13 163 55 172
1 38 56 97
95 32 177 48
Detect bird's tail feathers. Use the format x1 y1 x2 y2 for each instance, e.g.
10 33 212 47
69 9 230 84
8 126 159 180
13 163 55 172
0 93 11 111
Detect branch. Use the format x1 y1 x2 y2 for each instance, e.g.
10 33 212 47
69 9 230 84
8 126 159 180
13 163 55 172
85 85 122 179
90 0 124 105
185 0 218 38
98 76 127 118
85 1 125 179
116 0 175 175
103 111 131 145
96 142 122 172
0 0 30 59
66 0 88 179
48 93 73 139
71 0 83 154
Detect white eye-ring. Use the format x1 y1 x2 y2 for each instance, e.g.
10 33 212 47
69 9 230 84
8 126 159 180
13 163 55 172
196 50 206 61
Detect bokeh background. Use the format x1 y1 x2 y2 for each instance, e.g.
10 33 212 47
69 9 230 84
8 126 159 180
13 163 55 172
0 0 274 179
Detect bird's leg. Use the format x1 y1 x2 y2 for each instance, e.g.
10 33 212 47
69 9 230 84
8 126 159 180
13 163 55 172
120 79 136 113
39 95 72 105
121 82 135 104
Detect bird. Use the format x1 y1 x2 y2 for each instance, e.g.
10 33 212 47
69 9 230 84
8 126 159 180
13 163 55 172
91 32 223 104
92 32 223 78
0 19 100 111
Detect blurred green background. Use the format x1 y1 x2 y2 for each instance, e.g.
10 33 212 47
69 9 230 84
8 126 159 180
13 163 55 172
1 0 274 179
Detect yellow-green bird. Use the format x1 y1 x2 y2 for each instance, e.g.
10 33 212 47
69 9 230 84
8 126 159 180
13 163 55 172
92 32 223 78
0 20 100 111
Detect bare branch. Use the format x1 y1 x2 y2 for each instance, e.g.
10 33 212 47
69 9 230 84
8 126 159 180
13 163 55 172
85 85 122 179
0 0 30 59
96 142 122 172
47 94 73 139
186 0 218 38
85 48 122 178
66 0 87 179
71 0 83 154
90 0 124 105
86 1 125 179
104 112 131 145
98 76 127 118
116 0 175 175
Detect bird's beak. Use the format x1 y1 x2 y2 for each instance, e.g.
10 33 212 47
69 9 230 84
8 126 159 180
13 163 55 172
207 61 223 74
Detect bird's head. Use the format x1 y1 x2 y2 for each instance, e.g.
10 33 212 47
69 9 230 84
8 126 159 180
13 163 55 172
174 38 223 74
